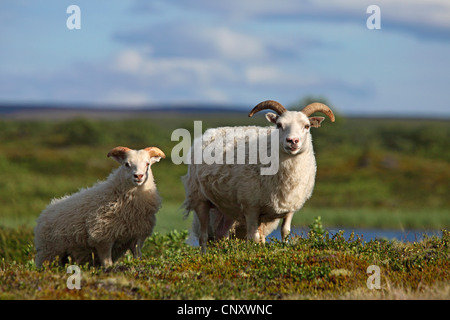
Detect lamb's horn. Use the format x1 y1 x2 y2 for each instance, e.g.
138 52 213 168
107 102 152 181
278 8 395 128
248 100 287 117
301 102 335 122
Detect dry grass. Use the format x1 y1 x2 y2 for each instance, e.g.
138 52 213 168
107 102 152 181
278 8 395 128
1 228 448 300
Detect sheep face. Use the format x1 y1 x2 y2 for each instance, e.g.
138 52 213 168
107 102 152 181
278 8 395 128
265 111 325 156
124 151 153 186
107 146 166 187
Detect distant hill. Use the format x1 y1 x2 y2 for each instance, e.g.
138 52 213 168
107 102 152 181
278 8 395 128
1 103 448 120
0 103 248 120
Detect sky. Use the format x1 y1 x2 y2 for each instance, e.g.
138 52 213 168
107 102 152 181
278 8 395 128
1 0 450 116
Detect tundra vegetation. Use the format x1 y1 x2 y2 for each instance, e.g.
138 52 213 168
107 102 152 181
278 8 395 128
0 112 449 299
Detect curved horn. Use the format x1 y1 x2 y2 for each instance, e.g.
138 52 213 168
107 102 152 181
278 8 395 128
301 102 335 122
248 100 287 117
144 147 166 159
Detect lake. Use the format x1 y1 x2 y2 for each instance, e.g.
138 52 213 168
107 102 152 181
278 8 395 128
270 227 443 243
187 227 443 246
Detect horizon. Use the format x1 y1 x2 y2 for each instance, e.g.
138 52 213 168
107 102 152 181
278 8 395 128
1 102 449 120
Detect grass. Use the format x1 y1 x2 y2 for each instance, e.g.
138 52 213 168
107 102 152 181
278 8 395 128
0 115 449 231
1 225 448 299
0 114 449 299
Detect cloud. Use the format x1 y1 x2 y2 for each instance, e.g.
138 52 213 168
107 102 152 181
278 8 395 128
0 42 372 107
1 0 448 116
113 23 269 61
114 50 143 73
113 49 237 86
132 0 450 42
244 66 318 87
101 90 150 106
205 27 267 61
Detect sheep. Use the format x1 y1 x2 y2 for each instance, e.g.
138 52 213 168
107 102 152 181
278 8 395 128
34 146 165 267
183 100 335 252
190 208 280 244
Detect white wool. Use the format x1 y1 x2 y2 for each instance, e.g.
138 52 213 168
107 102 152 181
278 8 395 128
183 109 328 251
34 147 164 267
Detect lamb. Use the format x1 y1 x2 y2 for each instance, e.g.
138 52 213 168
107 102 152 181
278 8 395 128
183 100 335 252
34 146 165 267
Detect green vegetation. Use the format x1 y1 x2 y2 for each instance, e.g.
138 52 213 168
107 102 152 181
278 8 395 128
0 114 448 230
0 113 449 299
1 224 448 299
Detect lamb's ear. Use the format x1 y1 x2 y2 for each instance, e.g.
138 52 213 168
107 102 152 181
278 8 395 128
309 117 325 128
145 147 166 164
107 146 131 163
265 112 278 124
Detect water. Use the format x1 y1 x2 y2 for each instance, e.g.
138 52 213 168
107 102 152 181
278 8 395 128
188 228 443 246
270 227 443 243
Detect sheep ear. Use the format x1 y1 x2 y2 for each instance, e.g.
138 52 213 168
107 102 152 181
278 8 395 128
144 147 166 164
309 117 325 128
107 146 131 163
265 112 278 124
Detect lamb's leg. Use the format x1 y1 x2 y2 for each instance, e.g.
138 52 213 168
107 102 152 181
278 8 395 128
96 242 113 267
34 251 45 268
195 201 210 253
35 249 55 268
281 211 294 242
130 238 144 259
244 209 261 243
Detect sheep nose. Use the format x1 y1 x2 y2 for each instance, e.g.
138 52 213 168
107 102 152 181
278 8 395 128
134 174 144 180
286 137 299 144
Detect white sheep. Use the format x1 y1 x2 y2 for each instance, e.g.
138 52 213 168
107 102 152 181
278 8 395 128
34 146 165 267
183 100 335 252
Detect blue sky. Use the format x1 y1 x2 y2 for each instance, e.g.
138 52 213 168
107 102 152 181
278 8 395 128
1 0 450 116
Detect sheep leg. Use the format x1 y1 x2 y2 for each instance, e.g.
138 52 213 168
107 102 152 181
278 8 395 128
195 202 210 253
35 249 57 268
130 238 144 259
281 211 294 241
244 209 261 243
96 242 113 267
258 225 266 244
214 211 236 240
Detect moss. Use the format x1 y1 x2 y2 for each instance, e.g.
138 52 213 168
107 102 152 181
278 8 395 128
0 228 448 299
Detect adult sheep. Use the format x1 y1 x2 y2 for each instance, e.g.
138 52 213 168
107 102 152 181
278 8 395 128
34 146 165 267
183 100 335 252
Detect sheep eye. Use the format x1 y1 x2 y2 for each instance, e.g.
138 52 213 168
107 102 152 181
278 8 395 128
146 162 150 168
305 125 310 130
276 123 283 129
125 162 131 168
